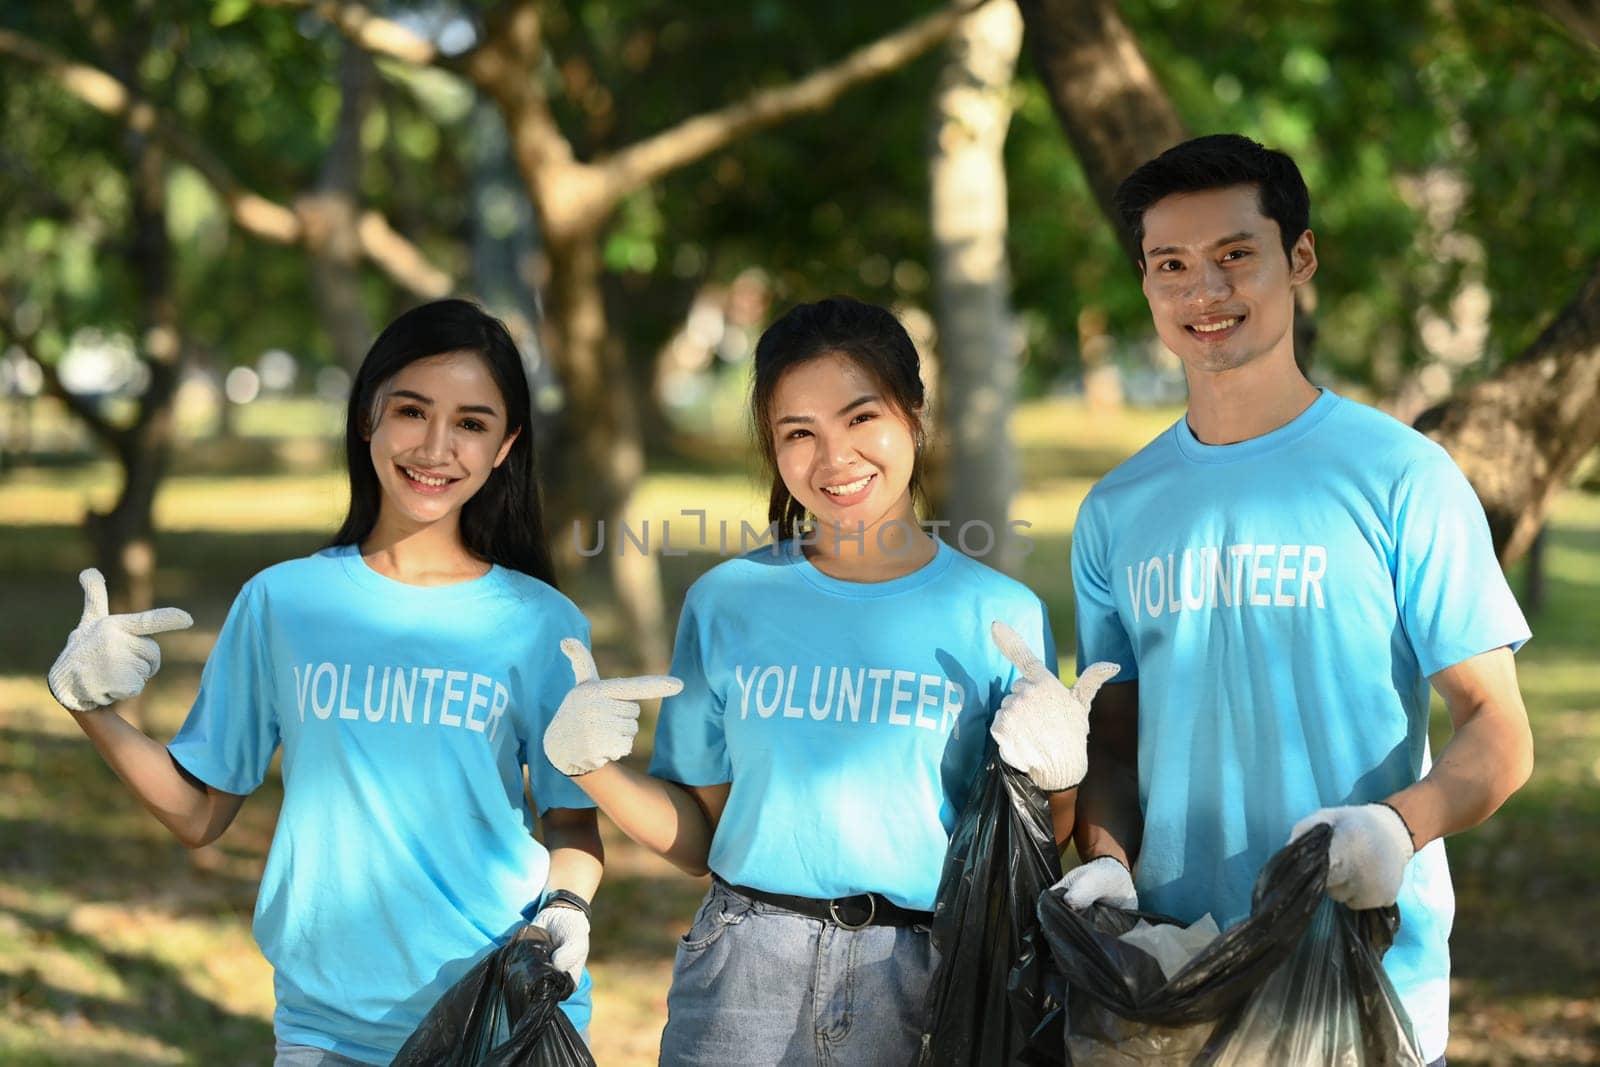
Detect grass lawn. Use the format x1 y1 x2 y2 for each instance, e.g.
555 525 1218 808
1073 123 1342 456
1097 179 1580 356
1 396 1595 1065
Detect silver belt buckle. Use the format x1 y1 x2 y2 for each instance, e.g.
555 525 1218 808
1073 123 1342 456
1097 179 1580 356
828 894 876 930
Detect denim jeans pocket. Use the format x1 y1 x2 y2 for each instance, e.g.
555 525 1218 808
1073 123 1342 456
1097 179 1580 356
680 883 753 952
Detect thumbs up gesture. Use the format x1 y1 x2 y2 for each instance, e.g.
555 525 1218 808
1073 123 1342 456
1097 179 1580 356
989 620 1119 792
47 569 194 712
542 639 684 777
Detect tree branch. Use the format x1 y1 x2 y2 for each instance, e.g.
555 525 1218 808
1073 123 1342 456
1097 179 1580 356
0 28 452 298
1532 0 1600 52
284 0 589 241
0 291 124 448
0 28 300 241
38 357 125 449
593 0 985 203
1417 257 1600 565
466 2 588 234
293 0 976 240
258 0 475 73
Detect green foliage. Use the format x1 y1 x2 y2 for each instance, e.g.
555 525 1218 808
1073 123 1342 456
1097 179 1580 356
1088 0 1600 386
3 0 1596 405
537 0 947 360
0 1 477 380
536 0 1600 394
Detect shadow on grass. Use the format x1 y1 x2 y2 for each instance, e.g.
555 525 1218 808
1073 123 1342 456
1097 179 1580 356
1 903 274 1065
1 525 329 675
0 723 269 915
1447 775 1600 997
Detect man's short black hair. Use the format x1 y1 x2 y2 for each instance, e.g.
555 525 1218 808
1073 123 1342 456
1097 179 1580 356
1113 133 1310 263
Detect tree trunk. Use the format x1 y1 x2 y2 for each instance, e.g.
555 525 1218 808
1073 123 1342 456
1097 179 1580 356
303 43 377 370
930 0 1025 574
545 235 669 672
1015 0 1186 267
1414 258 1600 566
87 130 183 728
1016 0 1322 368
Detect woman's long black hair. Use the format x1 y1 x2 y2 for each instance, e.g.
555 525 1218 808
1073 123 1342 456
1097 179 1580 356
751 296 928 540
329 299 558 588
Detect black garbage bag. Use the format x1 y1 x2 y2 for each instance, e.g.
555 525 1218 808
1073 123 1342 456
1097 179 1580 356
1038 824 1425 1065
392 925 596 1067
916 740 1066 1066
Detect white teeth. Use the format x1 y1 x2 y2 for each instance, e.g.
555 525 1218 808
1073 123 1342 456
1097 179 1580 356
823 475 872 496
404 467 450 487
1191 317 1240 334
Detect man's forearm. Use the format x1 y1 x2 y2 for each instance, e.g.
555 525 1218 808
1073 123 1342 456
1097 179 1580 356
1389 648 1534 851
1072 754 1142 867
1387 701 1533 850
1048 789 1078 848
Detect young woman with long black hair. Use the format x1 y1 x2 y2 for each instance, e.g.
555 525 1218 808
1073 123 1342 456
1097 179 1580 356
48 300 606 1065
541 296 1117 1064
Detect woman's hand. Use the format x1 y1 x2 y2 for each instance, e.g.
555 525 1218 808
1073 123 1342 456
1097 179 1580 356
542 639 683 776
989 620 1119 792
48 569 193 711
523 900 591 987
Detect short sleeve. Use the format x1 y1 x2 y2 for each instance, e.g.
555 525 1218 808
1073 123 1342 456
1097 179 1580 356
1392 449 1531 676
167 584 280 795
524 603 597 815
1041 605 1060 679
1071 491 1138 679
648 593 731 787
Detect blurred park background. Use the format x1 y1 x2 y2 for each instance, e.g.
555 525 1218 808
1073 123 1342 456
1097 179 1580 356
2 0 1598 1063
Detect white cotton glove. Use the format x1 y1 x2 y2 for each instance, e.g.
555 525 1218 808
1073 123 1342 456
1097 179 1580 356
988 620 1120 792
47 569 194 712
542 638 684 776
1288 803 1416 910
524 904 590 988
1052 856 1139 911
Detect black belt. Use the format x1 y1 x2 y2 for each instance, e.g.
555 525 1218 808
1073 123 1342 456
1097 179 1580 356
714 875 933 930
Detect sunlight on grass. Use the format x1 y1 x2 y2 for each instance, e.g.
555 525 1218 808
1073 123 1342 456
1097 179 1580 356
0 466 348 534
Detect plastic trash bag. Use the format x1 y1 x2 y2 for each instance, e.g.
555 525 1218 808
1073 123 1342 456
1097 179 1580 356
392 924 595 1067
916 740 1066 1066
1117 914 1220 982
1038 824 1425 1066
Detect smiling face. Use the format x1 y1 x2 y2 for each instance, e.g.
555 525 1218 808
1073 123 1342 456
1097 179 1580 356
366 350 518 538
1139 184 1317 377
770 352 920 535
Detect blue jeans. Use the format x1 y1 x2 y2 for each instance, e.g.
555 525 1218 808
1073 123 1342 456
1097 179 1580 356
274 1028 591 1065
272 1042 378 1067
659 880 938 1066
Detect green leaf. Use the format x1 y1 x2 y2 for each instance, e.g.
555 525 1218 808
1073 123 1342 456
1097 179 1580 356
211 0 253 28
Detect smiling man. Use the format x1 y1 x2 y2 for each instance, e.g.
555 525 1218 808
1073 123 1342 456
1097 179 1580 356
1062 134 1534 1065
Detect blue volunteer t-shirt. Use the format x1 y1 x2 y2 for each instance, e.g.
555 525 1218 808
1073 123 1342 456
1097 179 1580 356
1071 389 1530 1062
168 545 596 1064
649 537 1055 912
